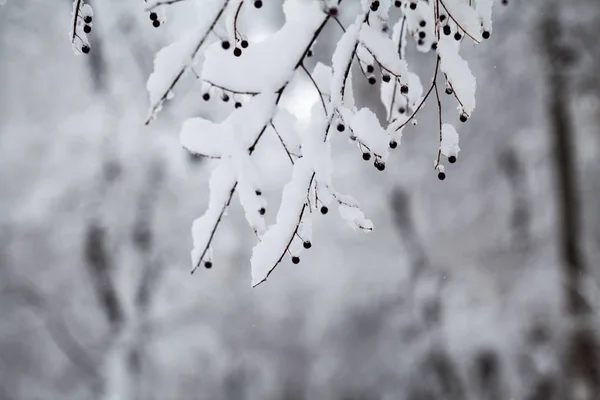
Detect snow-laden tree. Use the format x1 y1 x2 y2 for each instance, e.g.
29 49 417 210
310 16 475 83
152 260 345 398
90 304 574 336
70 0 506 286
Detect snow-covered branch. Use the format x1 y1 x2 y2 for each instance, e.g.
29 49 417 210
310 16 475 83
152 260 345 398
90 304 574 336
145 0 231 124
66 0 508 286
70 0 94 54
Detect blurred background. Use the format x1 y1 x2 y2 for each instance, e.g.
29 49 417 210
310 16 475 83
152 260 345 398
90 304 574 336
1 0 599 399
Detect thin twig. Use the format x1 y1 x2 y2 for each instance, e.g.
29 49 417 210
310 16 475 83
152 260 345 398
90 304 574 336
233 1 244 42
145 0 188 11
71 0 83 44
146 0 231 125
270 122 296 164
439 0 481 43
433 80 443 168
393 57 440 132
301 64 328 116
387 16 407 123
203 80 260 96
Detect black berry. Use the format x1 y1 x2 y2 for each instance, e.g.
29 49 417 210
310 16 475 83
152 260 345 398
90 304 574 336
204 261 213 269
419 31 426 39
418 39 425 46
303 241 312 249
235 102 242 108
394 0 402 7
328 7 339 17
400 85 409 94
255 190 262 196
371 1 380 11
149 12 158 21
482 30 490 39
410 2 417 10
431 42 438 50
374 160 386 171
368 76 377 85
259 207 266 216
153 20 161 28
438 171 446 181
459 113 468 122
448 155 457 164
362 152 371 161
443 25 451 35
390 140 398 149
307 49 313 57
254 0 263 8
83 25 92 34
337 123 345 132
445 87 453 95
84 15 93 24
382 74 391 83
366 65 375 74
222 41 230 50
320 206 329 215
241 40 249 49
419 20 426 27
454 32 462 41
202 93 210 101
233 47 242 57
81 45 90 54
398 107 406 114
222 94 230 102
440 15 447 22
291 256 300 264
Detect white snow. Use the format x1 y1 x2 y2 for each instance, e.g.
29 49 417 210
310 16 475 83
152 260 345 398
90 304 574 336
442 0 484 42
180 92 278 158
202 0 327 93
359 23 410 86
476 0 495 33
250 158 313 286
438 36 477 115
146 0 230 119
441 123 460 157
350 108 390 161
190 160 237 269
335 193 374 232
331 17 363 109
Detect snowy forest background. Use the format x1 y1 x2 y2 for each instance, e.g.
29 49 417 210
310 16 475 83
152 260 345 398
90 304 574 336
1 0 600 399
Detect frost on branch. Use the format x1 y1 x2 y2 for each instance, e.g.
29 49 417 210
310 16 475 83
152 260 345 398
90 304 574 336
71 0 504 285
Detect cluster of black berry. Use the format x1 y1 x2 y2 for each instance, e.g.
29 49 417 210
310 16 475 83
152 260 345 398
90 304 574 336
78 7 93 54
149 11 160 28
220 36 250 57
201 84 244 109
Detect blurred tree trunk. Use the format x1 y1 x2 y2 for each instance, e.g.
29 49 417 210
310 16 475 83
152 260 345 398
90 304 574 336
498 147 531 250
85 157 165 400
541 4 587 317
540 4 600 399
